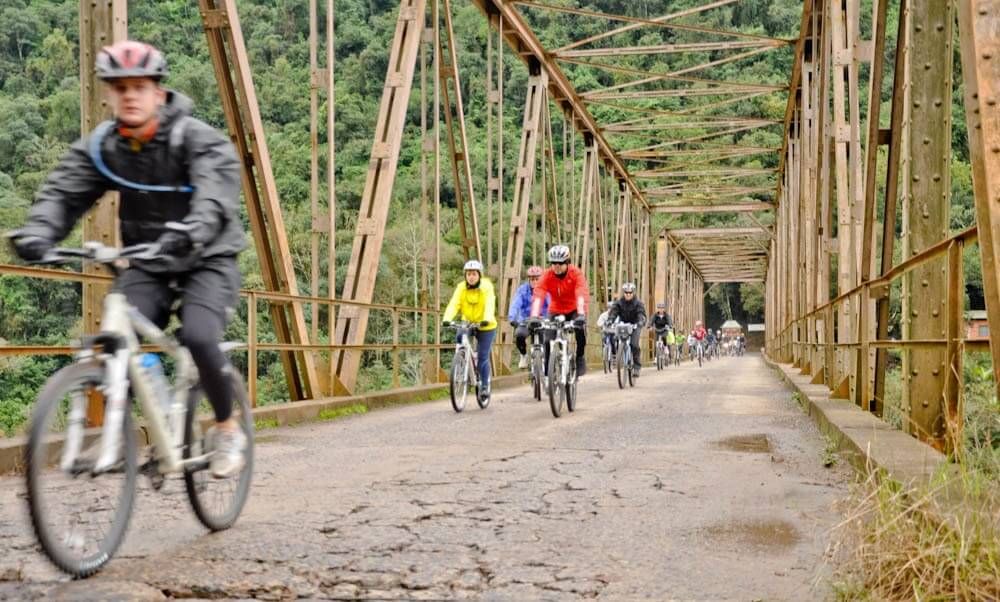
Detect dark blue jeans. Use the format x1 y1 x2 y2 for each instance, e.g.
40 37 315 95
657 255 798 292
457 328 496 390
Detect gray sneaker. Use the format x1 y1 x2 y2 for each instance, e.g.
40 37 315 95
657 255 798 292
209 426 247 478
517 354 528 369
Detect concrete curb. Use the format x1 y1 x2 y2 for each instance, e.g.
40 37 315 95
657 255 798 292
0 372 533 475
761 353 946 485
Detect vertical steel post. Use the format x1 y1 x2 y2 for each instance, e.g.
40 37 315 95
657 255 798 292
904 0 953 448
333 0 426 392
957 0 1000 400
80 0 126 426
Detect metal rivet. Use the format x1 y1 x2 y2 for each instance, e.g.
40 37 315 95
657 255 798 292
932 174 941 182
934 99 942 107
989 99 998 106
932 309 940 317
924 62 933 70
936 23 945 31
922 400 930 408
915 24 923 32
912 369 919 376
912 310 919 317
984 53 993 60
914 100 922 108
913 175 921 182
922 279 930 287
932 368 940 376
923 137 931 145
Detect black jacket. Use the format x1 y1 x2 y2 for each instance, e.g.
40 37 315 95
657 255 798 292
651 313 673 330
20 90 245 272
609 297 646 328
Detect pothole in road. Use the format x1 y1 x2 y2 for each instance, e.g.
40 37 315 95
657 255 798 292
704 519 801 549
714 433 771 453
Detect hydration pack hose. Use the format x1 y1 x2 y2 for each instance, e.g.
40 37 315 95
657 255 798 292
89 120 195 193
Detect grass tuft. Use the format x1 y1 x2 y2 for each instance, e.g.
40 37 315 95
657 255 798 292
254 417 280 430
318 403 368 421
828 459 1000 601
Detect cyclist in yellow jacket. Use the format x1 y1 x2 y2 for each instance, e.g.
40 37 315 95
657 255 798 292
442 260 497 399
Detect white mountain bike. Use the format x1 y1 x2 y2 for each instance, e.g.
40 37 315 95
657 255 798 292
21 243 254 578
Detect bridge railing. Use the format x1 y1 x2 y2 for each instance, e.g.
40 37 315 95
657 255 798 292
0 263 608 417
766 226 991 453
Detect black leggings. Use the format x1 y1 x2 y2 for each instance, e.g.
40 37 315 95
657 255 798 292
116 261 240 422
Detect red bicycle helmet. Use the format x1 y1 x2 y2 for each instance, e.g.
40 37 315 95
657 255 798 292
526 266 543 277
96 41 168 81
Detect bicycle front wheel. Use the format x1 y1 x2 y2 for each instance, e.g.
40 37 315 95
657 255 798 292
548 348 564 418
616 346 627 389
184 368 255 531
603 344 612 374
449 348 470 412
26 360 137 578
531 349 543 401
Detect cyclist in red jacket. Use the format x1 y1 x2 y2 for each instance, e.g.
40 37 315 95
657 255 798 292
530 244 589 375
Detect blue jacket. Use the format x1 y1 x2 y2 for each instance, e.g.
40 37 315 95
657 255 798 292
508 282 548 324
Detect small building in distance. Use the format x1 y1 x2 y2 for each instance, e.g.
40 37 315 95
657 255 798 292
966 310 989 341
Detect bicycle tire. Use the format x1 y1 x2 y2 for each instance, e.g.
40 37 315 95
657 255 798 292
26 360 137 578
531 349 543 401
566 357 577 413
184 368 255 531
603 343 612 374
449 348 469 412
548 348 564 418
616 345 626 389
698 347 703 367
627 349 635 387
656 343 664 371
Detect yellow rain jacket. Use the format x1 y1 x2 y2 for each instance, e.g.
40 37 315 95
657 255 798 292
443 278 497 331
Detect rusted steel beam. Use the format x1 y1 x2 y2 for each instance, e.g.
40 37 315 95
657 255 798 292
200 0 319 399
80 0 126 426
650 203 774 214
604 119 780 132
874 0 908 417
587 87 782 102
515 1 791 45
670 227 769 237
571 64 786 95
904 0 953 449
440 0 481 261
957 0 1000 400
332 0 426 393
621 123 778 155
556 0 740 53
470 0 648 212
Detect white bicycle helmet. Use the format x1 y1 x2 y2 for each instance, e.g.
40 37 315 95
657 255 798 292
622 282 636 294
547 244 570 263
463 259 483 272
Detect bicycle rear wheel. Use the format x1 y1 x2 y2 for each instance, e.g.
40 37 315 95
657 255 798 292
26 360 137 578
603 343 612 373
449 348 470 412
531 349 543 401
184 368 255 531
548 348 564 418
616 346 627 389
656 344 664 371
566 356 577 413
627 352 636 388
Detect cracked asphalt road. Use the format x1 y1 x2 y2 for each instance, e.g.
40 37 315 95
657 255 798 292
0 353 850 600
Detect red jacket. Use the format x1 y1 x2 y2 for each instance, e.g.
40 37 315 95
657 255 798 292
531 265 589 317
693 326 707 340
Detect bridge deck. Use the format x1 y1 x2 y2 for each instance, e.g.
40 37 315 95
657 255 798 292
0 354 851 600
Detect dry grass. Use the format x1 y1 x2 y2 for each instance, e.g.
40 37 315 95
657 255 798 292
828 457 1000 601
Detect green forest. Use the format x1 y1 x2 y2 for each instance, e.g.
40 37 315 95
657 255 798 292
0 0 993 446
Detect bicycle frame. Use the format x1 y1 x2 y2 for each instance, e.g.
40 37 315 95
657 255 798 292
451 322 479 388
64 292 203 475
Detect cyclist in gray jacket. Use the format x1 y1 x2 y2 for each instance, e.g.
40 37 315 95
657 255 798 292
9 41 246 478
607 282 647 371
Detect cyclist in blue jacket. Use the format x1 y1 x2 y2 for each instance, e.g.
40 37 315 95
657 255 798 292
508 265 549 368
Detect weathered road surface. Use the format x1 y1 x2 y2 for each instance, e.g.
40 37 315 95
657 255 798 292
0 353 850 600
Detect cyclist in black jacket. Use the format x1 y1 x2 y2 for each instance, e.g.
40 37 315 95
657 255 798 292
9 41 247 478
607 282 647 371
649 303 673 346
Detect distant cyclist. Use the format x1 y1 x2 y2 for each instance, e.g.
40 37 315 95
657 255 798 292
9 41 246 477
508 265 548 369
692 321 707 358
530 245 589 376
596 300 617 355
607 283 647 373
442 260 497 402
649 303 673 347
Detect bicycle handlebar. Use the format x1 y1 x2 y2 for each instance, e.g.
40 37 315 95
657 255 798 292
33 242 164 266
